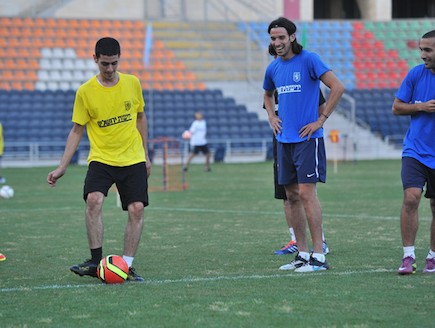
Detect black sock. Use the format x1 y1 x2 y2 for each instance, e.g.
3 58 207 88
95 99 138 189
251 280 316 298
90 247 102 264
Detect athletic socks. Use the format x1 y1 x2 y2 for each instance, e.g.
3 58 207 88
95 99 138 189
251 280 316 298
403 246 415 259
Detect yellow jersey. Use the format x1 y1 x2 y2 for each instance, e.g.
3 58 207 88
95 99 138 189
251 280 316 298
72 72 145 166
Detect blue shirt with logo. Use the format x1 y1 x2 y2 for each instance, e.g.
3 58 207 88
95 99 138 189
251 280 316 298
263 50 330 143
396 64 435 168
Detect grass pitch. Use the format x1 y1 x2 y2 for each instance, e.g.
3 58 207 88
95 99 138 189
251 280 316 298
0 160 434 327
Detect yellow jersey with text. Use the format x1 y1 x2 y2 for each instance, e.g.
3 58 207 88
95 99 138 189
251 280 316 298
72 72 145 166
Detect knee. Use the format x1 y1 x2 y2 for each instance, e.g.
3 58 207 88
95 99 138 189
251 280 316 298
86 192 104 209
403 189 421 210
128 201 145 219
286 189 300 204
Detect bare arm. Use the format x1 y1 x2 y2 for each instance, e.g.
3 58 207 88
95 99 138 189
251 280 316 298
299 71 345 140
47 123 84 186
392 98 435 115
263 90 282 135
137 111 152 177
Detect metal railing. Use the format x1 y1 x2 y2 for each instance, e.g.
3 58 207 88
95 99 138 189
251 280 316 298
2 138 273 167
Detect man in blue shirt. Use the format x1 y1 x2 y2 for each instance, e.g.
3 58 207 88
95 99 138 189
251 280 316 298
263 17 344 272
393 30 435 275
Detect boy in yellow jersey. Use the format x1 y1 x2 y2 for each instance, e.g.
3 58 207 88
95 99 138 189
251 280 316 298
47 37 151 282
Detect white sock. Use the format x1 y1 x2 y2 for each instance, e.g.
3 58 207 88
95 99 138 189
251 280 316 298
403 246 415 259
427 249 435 259
312 252 325 263
298 251 310 261
289 228 296 242
123 255 134 268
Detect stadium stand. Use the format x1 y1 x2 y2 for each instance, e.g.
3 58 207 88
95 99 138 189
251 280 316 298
0 17 271 158
0 15 434 160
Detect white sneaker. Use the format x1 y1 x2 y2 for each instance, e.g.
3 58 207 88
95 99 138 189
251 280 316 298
279 254 309 271
294 256 329 273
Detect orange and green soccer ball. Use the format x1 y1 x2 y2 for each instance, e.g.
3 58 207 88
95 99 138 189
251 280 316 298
97 255 129 284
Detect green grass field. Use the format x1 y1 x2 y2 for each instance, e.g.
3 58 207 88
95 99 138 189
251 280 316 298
1 160 434 327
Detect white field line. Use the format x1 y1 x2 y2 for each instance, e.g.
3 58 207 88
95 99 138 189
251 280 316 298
0 205 430 222
0 268 395 293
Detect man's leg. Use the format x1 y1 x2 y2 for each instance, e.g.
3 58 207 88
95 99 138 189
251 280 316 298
400 187 421 247
430 199 435 252
124 201 145 257
298 183 323 254
398 187 421 275
285 183 307 252
85 191 105 249
70 191 105 277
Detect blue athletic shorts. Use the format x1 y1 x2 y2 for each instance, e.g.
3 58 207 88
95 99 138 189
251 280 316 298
277 138 326 185
401 156 435 198
84 161 149 210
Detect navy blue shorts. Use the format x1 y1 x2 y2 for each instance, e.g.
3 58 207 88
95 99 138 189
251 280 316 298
401 156 435 198
277 138 326 185
84 161 149 210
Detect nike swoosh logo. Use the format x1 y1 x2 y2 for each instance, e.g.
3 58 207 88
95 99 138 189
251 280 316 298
307 173 316 177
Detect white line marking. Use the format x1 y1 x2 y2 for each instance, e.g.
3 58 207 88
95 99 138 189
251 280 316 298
1 206 431 222
1 268 395 293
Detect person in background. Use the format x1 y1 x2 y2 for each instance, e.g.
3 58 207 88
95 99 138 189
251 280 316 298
263 17 344 272
392 30 435 275
0 121 6 184
266 44 329 256
47 37 151 282
183 111 211 172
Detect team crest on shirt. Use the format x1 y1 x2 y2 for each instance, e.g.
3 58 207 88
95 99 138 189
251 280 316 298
293 72 301 82
124 101 132 111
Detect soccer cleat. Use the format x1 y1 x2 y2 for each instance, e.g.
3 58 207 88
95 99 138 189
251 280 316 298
0 177 6 184
423 258 435 273
323 240 330 255
0 253 6 261
279 254 308 270
274 240 298 255
294 256 329 273
126 267 144 282
397 256 416 275
70 259 98 277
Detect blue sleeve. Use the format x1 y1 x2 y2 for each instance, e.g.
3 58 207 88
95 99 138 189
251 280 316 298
396 67 418 103
263 63 275 91
308 52 330 80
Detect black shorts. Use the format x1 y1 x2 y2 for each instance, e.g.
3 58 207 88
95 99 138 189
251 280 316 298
84 161 149 211
273 135 287 200
402 156 435 198
192 144 210 155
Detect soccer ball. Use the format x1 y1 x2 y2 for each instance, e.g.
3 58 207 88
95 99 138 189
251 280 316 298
0 185 14 199
182 130 192 140
97 255 129 284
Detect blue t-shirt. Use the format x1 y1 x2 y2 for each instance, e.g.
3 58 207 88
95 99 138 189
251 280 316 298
395 64 435 168
263 50 330 143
